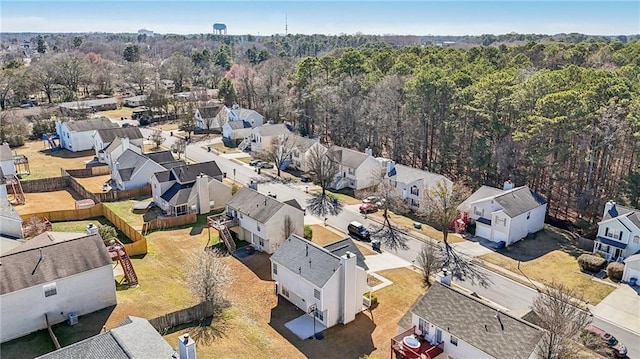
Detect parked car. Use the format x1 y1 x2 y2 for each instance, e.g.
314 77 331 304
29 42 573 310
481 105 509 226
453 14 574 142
583 324 628 358
359 202 378 214
348 221 370 241
258 162 274 169
249 159 262 166
362 196 379 204
300 174 312 182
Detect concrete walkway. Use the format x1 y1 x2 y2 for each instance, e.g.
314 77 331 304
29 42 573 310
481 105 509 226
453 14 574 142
369 272 393 292
364 252 413 272
591 284 640 335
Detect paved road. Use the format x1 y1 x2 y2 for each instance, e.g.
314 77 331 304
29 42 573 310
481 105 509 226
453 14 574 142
142 129 639 358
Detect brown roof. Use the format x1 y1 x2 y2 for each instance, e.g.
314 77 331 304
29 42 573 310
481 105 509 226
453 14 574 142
0 233 112 295
197 105 224 119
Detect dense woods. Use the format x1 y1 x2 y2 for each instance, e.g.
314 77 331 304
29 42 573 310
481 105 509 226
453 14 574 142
1 33 639 224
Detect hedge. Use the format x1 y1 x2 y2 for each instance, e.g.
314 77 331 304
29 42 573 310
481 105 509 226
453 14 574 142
606 262 624 281
577 254 607 272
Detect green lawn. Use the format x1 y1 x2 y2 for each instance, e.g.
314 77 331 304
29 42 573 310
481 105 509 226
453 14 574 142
52 218 131 244
103 198 150 228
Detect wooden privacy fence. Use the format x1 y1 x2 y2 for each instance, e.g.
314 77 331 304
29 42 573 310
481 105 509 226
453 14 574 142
8 177 69 193
142 213 197 234
64 166 110 178
149 301 215 334
96 185 151 203
66 175 101 203
22 203 148 256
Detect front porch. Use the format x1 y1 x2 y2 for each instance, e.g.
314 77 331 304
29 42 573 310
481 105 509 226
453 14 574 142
594 237 627 262
391 326 444 359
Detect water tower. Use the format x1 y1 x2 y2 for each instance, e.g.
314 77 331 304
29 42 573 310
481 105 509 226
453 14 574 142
213 23 227 35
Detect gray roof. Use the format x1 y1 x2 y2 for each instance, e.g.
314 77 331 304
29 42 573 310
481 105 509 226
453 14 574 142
458 185 506 212
36 316 176 359
124 95 146 102
270 234 342 287
602 203 640 229
146 150 175 165
330 147 369 168
493 186 547 218
96 127 143 143
393 164 451 188
226 187 284 223
226 120 246 130
64 118 118 132
197 105 224 119
0 201 22 222
0 233 112 295
0 142 12 162
161 183 194 205
115 149 148 172
404 282 543 359
59 98 117 109
171 161 223 184
323 237 368 270
255 123 290 137
230 108 263 124
293 136 320 152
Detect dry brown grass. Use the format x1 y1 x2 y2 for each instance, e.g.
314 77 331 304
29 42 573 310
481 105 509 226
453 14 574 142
370 211 465 244
480 226 615 304
310 224 378 256
13 140 96 180
15 190 78 215
210 142 240 154
74 175 111 193
97 108 133 120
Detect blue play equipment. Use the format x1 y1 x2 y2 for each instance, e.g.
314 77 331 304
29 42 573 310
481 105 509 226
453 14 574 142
42 133 60 151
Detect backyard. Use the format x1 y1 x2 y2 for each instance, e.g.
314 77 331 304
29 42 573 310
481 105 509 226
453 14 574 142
14 190 78 215
11 140 96 180
480 225 616 304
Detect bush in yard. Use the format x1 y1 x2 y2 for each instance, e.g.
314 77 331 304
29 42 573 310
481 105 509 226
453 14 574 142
606 262 624 281
577 254 607 272
303 225 313 240
365 291 378 306
98 225 118 243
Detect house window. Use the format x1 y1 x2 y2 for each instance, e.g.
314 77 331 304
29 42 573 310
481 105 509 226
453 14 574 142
258 237 265 247
348 168 355 175
418 318 429 334
43 282 57 298
273 263 278 275
450 336 458 346
257 224 261 232
474 207 483 216
315 309 324 321
527 211 531 220
634 236 640 244
410 186 419 196
605 227 622 240
314 289 320 300
282 286 289 297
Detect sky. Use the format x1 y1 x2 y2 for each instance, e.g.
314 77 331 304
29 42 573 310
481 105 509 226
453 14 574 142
1 1 639 36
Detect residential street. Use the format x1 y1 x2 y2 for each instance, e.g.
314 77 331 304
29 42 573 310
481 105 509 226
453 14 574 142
143 129 639 358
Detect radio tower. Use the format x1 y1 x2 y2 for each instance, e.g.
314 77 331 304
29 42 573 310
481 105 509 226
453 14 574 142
285 13 288 35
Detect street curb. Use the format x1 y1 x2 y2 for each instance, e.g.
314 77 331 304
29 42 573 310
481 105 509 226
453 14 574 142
591 312 640 336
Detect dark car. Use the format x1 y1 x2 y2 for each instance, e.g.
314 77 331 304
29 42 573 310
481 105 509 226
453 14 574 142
249 159 262 166
258 162 274 169
300 174 312 182
348 221 370 241
359 202 378 214
583 324 628 358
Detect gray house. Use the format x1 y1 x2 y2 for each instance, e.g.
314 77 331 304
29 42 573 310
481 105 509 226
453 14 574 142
94 127 144 164
111 150 184 191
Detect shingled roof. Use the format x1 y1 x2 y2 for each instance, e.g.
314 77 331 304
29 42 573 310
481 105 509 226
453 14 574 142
602 203 640 229
0 233 112 295
63 117 118 132
226 187 285 223
0 143 13 162
96 127 143 143
329 146 369 168
401 282 543 359
493 186 547 218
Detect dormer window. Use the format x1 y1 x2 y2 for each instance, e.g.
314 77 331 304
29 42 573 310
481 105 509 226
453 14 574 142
410 186 419 196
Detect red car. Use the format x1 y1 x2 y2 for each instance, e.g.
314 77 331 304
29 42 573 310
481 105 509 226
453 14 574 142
583 324 628 358
359 202 378 213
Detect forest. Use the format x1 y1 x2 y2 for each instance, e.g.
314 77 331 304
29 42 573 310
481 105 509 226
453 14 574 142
1 33 639 224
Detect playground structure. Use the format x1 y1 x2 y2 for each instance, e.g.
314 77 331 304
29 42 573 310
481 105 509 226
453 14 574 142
42 133 60 151
13 154 29 176
449 212 469 234
106 238 139 287
6 174 25 205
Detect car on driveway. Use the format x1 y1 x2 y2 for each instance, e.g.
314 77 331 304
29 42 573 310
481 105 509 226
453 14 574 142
583 324 628 358
348 221 370 241
300 174 312 182
258 162 274 169
362 196 379 204
249 159 262 166
359 202 378 214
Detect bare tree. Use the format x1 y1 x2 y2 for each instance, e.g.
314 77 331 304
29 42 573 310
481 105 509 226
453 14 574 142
415 243 444 286
419 180 490 286
125 61 150 95
531 282 591 359
186 249 232 307
52 52 88 98
30 58 58 103
150 129 165 149
171 138 187 160
305 145 343 217
265 134 297 177
161 52 194 92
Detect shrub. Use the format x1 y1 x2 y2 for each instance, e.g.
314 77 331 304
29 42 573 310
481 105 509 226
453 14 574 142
365 291 378 306
231 183 240 195
98 224 118 243
303 225 313 241
606 262 624 281
577 254 607 272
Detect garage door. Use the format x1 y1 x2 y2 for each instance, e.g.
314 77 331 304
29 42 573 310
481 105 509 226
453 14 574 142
493 229 507 243
476 223 491 240
623 266 640 282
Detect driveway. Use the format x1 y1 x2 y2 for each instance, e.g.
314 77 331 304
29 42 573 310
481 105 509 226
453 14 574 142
591 284 640 334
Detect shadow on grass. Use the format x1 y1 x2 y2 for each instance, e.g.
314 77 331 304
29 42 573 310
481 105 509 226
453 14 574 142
161 306 233 346
493 226 585 262
268 296 376 359
39 148 95 159
234 252 273 281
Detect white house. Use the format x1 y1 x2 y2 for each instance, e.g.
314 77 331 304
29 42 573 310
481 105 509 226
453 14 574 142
395 280 543 359
225 187 304 254
0 201 24 241
593 201 640 262
111 150 182 190
123 95 146 107
328 147 383 191
622 254 640 283
249 123 291 153
56 118 118 152
195 104 229 132
222 120 253 141
0 143 16 177
458 183 547 246
270 235 370 334
229 106 264 127
103 137 143 167
93 127 144 164
160 79 175 90
151 161 231 216
0 232 117 343
289 136 326 173
58 98 118 116
387 164 452 210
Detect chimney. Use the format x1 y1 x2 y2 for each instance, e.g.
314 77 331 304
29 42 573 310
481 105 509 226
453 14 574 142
178 333 197 359
436 270 452 286
503 179 514 191
604 200 618 218
364 147 373 157
196 173 210 215
121 136 130 150
340 251 357 324
86 223 99 235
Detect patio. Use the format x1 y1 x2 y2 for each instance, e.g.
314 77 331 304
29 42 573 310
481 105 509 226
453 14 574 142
390 327 444 359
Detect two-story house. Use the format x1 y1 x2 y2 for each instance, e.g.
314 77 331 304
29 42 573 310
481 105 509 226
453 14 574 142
593 201 640 262
328 147 382 191
111 150 184 190
388 164 452 210
271 235 370 338
93 127 144 164
56 118 119 152
395 279 543 359
287 135 327 173
151 161 231 216
249 123 291 153
458 182 547 247
225 187 304 254
195 104 229 132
